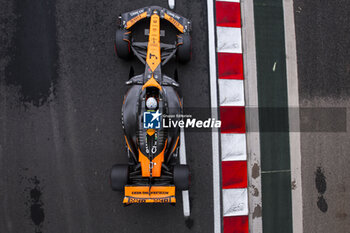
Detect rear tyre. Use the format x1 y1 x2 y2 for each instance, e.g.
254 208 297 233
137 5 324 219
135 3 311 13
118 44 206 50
115 29 131 59
173 165 190 190
110 164 129 191
176 33 191 63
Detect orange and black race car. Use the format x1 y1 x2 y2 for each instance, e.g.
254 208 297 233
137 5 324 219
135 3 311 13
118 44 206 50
110 6 191 204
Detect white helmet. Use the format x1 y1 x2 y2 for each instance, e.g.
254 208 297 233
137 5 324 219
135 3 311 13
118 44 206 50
146 97 157 110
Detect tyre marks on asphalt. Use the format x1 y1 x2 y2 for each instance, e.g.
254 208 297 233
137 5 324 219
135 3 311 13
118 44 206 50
5 0 58 107
315 167 328 213
22 175 45 233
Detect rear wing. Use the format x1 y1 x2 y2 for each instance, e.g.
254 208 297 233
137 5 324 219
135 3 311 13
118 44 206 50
118 6 192 33
123 185 176 204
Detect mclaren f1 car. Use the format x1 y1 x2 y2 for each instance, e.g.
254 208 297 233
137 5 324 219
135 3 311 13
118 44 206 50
110 6 191 204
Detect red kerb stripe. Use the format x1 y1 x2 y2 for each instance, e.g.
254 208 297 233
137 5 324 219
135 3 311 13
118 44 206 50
218 53 244 80
223 215 249 233
220 106 246 133
216 1 242 28
222 161 248 189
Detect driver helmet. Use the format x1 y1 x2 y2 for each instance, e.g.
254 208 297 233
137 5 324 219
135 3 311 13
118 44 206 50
146 97 158 110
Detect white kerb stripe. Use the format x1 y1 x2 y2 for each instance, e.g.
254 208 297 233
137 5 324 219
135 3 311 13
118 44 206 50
219 79 245 106
221 133 247 161
217 27 242 53
216 0 240 2
223 188 249 216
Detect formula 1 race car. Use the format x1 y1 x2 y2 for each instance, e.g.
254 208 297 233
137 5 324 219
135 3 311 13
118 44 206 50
110 6 191 204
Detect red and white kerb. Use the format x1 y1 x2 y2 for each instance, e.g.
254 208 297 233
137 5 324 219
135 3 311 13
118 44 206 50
216 0 249 232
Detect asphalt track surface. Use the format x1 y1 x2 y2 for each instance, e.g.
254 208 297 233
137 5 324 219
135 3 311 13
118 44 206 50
294 0 350 232
0 1 214 233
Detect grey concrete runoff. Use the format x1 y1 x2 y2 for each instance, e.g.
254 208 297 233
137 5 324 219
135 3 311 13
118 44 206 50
241 0 263 232
283 0 303 232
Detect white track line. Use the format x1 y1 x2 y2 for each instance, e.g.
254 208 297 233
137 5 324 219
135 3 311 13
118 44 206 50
179 127 190 217
179 127 187 164
168 0 175 9
283 0 303 232
182 190 190 217
207 0 221 232
241 0 263 231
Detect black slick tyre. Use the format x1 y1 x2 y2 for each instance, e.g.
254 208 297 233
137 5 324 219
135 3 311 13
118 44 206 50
115 29 131 59
110 164 129 191
173 165 190 190
176 33 191 63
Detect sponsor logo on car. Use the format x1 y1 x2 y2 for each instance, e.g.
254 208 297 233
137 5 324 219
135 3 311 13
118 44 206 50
125 197 173 203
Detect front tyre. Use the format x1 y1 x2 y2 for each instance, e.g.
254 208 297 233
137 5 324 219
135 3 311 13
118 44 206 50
110 164 129 191
176 33 191 63
115 29 132 59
